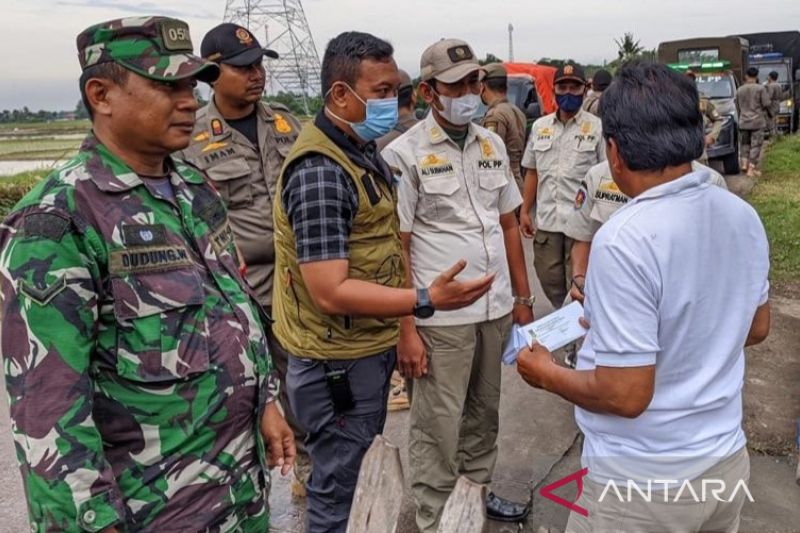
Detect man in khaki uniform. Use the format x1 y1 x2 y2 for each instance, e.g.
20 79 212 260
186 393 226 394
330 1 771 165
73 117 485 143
178 22 308 494
480 63 527 193
687 69 724 165
736 67 772 177
376 69 419 152
565 160 728 302
378 70 418 411
520 64 604 311
765 71 786 138
582 69 611 117
382 39 533 531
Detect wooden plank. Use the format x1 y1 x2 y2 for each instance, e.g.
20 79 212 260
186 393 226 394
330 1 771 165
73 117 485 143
346 435 405 533
437 476 487 533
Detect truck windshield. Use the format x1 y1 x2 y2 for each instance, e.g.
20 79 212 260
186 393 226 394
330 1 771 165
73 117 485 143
756 65 789 84
695 73 734 98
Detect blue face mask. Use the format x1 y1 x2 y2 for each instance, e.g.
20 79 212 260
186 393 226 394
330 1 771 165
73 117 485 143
556 93 584 113
327 84 399 142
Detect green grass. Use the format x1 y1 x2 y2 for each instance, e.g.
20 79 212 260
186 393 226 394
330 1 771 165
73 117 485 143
0 171 47 218
0 119 90 134
0 137 80 161
750 134 800 282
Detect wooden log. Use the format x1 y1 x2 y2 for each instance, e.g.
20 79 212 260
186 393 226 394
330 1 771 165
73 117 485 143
437 476 487 533
346 435 405 533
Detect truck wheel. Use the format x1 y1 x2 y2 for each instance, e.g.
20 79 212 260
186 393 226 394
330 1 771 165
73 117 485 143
722 150 740 175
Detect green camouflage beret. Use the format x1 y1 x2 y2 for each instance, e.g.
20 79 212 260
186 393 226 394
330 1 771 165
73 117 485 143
76 16 219 83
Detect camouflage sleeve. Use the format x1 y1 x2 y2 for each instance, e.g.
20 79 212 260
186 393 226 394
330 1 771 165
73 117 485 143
0 207 126 532
265 368 280 403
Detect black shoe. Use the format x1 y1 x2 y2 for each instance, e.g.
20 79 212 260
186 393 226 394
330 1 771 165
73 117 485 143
485 491 530 523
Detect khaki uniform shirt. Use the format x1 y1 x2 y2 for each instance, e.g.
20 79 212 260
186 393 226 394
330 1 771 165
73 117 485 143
700 96 723 141
766 81 785 117
565 160 729 242
376 112 420 152
736 82 771 131
582 91 602 117
480 97 527 191
382 113 522 326
179 99 301 307
521 110 605 233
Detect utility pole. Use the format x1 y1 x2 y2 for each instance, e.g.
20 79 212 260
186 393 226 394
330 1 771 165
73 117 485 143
224 0 322 114
508 23 514 62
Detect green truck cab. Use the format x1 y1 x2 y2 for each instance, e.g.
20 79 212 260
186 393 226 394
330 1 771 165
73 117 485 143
658 37 748 174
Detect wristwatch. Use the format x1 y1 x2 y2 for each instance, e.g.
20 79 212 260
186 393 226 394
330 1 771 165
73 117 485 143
413 288 435 319
513 295 535 308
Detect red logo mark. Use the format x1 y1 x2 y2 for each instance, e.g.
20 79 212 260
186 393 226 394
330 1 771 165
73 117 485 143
539 467 589 517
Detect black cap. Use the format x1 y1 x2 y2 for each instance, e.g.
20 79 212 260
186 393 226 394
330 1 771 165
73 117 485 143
201 23 279 66
592 69 612 91
554 64 586 84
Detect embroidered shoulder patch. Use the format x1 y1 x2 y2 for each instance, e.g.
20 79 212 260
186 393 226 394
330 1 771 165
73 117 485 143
23 213 70 241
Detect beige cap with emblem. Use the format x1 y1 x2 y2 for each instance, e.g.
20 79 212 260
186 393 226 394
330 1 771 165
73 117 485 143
420 38 482 83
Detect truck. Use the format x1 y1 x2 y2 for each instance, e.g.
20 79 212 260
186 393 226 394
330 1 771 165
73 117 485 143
658 37 749 174
738 31 800 133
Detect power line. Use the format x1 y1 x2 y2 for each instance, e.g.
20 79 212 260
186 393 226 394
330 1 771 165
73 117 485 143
224 0 322 113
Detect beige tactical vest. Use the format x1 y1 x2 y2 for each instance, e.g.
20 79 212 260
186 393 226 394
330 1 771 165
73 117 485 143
272 123 403 359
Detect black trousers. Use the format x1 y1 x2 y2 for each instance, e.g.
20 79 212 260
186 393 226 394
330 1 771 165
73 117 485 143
286 348 396 533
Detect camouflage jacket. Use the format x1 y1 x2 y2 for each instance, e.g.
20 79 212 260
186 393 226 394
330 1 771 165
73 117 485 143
0 134 278 532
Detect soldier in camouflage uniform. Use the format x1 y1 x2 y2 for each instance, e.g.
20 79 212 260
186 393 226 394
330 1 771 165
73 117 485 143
0 16 294 533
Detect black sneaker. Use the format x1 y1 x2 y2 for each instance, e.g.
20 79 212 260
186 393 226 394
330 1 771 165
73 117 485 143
485 491 530 523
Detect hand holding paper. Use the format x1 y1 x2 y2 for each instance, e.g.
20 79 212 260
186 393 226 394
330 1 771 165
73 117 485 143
503 302 588 365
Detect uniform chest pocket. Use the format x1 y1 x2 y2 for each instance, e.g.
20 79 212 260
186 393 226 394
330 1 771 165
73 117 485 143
419 176 460 196
112 268 209 383
533 139 553 152
576 138 599 153
573 138 600 174
205 158 253 209
477 170 507 208
478 170 507 191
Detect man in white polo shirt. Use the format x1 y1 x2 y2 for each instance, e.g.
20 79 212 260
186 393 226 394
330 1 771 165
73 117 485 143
516 62 771 533
382 38 534 530
564 159 728 302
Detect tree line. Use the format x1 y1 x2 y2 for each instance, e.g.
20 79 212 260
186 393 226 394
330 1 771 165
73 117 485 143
6 33 654 122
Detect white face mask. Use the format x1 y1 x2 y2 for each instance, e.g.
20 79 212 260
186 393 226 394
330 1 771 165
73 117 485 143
435 92 481 126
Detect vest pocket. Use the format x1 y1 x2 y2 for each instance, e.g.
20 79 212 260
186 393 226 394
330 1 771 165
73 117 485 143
112 269 210 383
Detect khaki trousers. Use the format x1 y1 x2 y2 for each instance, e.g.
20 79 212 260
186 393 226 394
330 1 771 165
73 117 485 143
533 229 574 308
409 314 513 533
566 447 750 533
741 129 765 168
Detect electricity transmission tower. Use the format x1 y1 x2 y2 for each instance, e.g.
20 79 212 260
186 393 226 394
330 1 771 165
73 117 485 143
224 0 322 113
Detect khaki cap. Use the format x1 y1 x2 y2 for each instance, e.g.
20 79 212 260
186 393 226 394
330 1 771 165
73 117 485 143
420 38 481 83
482 62 507 80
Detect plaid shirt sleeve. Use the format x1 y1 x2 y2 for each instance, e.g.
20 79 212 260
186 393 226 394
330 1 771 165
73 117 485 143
281 155 359 264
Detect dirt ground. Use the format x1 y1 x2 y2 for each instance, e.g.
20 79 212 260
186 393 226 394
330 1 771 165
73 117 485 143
744 283 800 456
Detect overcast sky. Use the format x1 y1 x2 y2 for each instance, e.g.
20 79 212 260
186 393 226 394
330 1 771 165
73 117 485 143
4 0 799 110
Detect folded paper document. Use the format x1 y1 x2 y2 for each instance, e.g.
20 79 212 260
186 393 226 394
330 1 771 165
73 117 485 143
502 302 588 365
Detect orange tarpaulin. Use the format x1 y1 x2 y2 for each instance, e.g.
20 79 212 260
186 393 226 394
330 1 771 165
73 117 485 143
503 62 558 115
